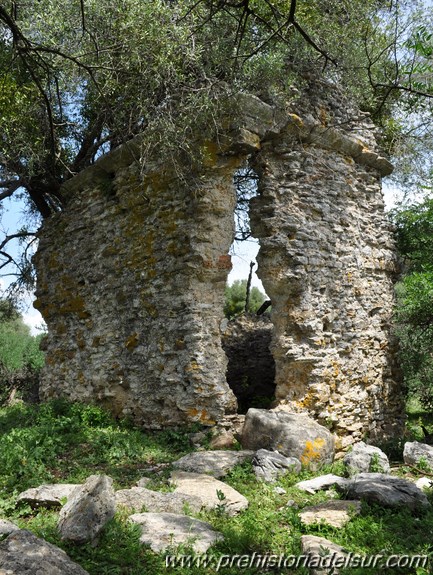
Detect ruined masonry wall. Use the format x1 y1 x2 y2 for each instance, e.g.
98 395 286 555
34 84 405 441
34 147 244 427
250 85 404 447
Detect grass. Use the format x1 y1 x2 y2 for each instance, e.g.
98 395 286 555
0 400 433 574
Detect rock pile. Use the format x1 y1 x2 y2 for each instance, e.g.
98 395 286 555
1 412 431 574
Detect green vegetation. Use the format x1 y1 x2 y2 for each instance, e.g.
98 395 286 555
0 299 44 405
1 0 428 287
392 199 433 409
224 279 266 319
0 400 432 574
0 300 44 372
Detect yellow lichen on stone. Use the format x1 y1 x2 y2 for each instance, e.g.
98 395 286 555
318 107 328 126
300 438 326 466
125 332 139 351
185 360 201 372
187 407 215 425
287 113 304 128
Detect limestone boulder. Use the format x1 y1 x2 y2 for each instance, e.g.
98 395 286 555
172 450 254 478
252 449 301 482
17 484 80 508
136 477 152 488
58 475 116 543
296 474 349 494
415 477 433 491
115 487 202 513
0 519 20 536
130 512 223 553
171 471 248 515
338 473 430 511
241 409 334 468
343 442 390 476
404 441 433 471
0 530 89 574
301 535 348 575
299 500 361 528
209 431 236 450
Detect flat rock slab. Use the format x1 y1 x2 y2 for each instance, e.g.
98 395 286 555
0 530 89 574
130 512 223 553
301 535 348 575
58 475 116 543
253 449 301 482
296 474 348 494
0 520 19 536
115 487 202 513
415 477 433 491
172 450 254 478
299 500 361 528
338 473 430 511
343 442 390 476
17 484 80 508
241 408 334 468
170 471 248 515
404 441 433 471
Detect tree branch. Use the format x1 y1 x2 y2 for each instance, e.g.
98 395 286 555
0 232 37 253
0 179 22 201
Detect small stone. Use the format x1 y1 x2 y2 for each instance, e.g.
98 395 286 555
301 535 348 575
136 477 152 488
404 441 433 471
253 449 301 482
338 473 429 511
241 409 334 469
296 474 348 494
209 431 236 450
415 477 433 491
0 530 89 574
172 450 254 478
170 471 248 515
189 431 207 446
299 500 361 528
129 512 223 553
115 487 202 513
58 475 116 543
343 442 390 476
273 487 287 495
17 484 80 508
0 520 19 536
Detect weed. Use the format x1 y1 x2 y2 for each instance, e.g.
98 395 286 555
1 400 433 575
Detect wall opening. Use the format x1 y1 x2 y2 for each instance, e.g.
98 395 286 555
222 166 276 413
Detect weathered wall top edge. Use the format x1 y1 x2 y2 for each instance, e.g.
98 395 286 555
60 92 393 198
282 114 393 177
61 135 144 195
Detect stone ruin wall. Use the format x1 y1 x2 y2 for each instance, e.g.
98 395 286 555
249 86 404 447
34 82 405 445
34 143 244 427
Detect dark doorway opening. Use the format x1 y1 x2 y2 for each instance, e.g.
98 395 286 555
222 166 276 413
222 313 276 413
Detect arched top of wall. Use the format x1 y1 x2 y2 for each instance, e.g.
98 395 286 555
60 86 392 201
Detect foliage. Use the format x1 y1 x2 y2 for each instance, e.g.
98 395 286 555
224 279 266 319
0 400 192 497
0 0 409 287
0 399 433 574
392 198 433 409
0 298 44 404
0 319 43 372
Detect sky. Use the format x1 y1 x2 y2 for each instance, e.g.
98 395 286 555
0 179 404 335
